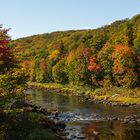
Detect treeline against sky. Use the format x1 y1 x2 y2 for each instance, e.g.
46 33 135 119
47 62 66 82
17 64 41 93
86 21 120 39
12 14 140 88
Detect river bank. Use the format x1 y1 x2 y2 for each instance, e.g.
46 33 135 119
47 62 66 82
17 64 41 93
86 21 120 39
1 101 66 140
28 82 140 107
26 88 140 139
23 102 66 139
24 100 140 125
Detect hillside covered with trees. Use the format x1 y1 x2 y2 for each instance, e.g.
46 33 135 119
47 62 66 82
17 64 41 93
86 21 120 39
12 14 140 89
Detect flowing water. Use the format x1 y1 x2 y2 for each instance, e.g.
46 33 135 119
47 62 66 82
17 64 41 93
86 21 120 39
26 89 140 140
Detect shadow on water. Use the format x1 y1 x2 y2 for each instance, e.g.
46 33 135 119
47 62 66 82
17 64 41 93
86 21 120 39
26 89 140 140
81 121 140 140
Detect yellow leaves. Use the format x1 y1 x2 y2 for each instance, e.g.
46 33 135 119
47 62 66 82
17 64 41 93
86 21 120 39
3 109 24 113
48 50 60 60
66 46 84 63
66 51 75 63
0 88 5 96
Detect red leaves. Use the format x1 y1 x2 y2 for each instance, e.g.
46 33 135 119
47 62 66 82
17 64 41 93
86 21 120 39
0 26 15 73
40 60 47 72
83 47 94 61
0 45 14 73
22 60 32 76
88 56 101 72
67 46 101 74
0 46 12 62
0 28 10 46
0 40 9 45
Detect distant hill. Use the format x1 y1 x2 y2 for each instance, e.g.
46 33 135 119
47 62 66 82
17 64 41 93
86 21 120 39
11 14 140 88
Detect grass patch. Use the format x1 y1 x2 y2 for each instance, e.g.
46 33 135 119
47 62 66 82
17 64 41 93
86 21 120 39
28 82 140 105
0 111 58 140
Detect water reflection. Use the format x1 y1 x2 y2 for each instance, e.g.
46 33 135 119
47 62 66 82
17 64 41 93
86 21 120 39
83 121 140 140
26 89 140 140
27 89 140 119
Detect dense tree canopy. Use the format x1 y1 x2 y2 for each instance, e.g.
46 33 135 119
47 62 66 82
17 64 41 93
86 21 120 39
0 26 16 74
12 14 140 88
0 25 26 109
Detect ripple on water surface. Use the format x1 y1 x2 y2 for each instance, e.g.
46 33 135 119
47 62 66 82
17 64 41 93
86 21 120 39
27 89 140 140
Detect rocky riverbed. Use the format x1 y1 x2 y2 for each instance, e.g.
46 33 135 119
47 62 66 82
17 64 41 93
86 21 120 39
25 88 140 140
24 101 140 140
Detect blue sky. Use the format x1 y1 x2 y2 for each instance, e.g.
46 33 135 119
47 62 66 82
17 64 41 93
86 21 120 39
1 0 140 39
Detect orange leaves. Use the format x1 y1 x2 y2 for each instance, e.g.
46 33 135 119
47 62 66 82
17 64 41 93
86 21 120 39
40 60 47 72
88 56 101 72
112 45 132 56
22 60 32 77
66 46 84 63
67 46 100 74
112 62 124 74
111 44 137 87
82 47 95 62
66 50 75 63
83 47 94 57
112 45 133 74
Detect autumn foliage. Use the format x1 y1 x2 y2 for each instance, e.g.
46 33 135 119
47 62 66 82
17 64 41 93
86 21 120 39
112 45 137 87
0 25 26 101
11 14 140 88
88 56 101 72
0 27 16 73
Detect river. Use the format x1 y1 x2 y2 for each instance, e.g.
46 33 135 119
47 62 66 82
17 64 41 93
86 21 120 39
26 89 140 140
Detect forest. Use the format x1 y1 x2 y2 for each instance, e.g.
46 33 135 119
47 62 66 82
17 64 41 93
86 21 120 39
0 24 62 140
11 14 140 89
1 14 140 140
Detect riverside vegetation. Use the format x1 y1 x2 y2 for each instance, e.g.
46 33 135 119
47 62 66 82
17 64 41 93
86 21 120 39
12 14 140 105
28 82 140 106
0 14 140 140
0 25 65 140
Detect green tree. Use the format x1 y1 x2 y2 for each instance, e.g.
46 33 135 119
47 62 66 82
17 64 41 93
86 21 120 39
98 43 114 85
52 59 68 84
